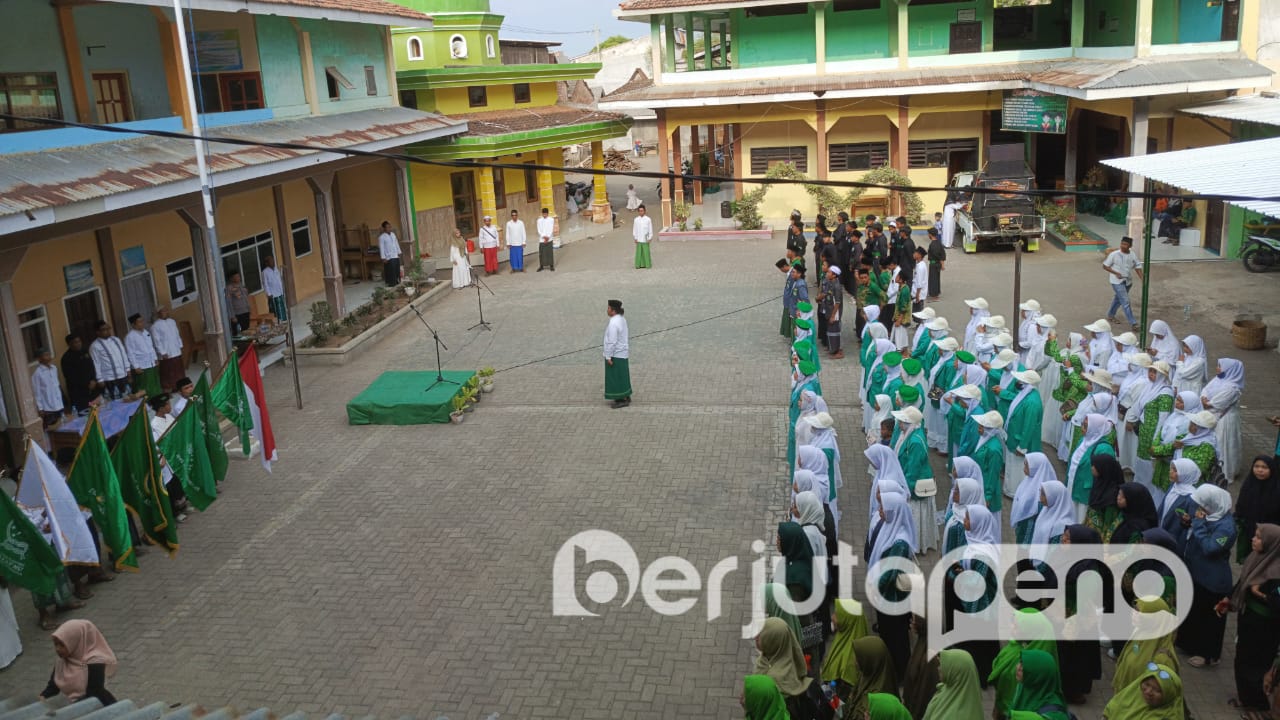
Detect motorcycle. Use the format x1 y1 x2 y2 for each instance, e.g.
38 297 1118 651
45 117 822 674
1241 234 1280 273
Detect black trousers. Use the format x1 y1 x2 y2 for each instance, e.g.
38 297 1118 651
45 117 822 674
232 312 251 335
877 610 912 681
1236 608 1280 709
1176 582 1228 661
928 263 942 298
817 309 829 346
166 478 188 517
383 258 401 286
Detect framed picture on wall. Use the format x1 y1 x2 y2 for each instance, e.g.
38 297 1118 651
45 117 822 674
63 260 94 295
119 245 146 276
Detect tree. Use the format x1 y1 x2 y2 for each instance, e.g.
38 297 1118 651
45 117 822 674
591 35 631 53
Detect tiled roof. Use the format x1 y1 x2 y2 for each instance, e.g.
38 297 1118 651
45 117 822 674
610 69 653 97
444 105 630 137
253 0 431 21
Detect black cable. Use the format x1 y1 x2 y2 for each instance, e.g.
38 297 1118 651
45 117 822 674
3 113 1276 206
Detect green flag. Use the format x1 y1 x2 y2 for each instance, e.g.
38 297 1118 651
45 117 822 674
212 353 252 455
111 405 179 555
157 402 218 512
195 372 229 484
67 413 136 572
0 490 65 595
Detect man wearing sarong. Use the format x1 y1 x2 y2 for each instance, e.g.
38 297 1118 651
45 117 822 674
603 299 632 408
478 216 500 275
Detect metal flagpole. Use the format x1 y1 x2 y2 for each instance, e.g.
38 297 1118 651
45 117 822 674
1139 178 1153 348
172 0 231 360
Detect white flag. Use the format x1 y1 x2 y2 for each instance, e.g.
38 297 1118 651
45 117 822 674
17 443 100 565
242 382 273 473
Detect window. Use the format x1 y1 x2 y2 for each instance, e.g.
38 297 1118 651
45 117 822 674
450 35 468 59
166 257 197 308
486 35 496 58
750 146 807 174
468 85 487 108
833 0 880 9
325 66 354 101
364 66 377 96
399 89 418 110
829 141 889 172
326 73 339 100
513 83 531 104
1 73 62 132
493 169 507 209
18 306 50 364
221 231 274 294
524 165 539 203
746 3 807 17
407 36 424 61
291 218 313 257
192 72 264 112
908 137 979 169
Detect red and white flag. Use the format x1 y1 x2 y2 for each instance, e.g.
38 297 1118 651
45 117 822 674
238 345 278 472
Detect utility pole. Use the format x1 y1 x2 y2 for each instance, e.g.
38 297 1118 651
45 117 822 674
594 25 601 60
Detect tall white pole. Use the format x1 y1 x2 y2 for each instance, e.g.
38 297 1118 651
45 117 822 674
172 0 230 356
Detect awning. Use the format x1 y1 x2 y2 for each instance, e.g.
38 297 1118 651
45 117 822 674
1181 93 1280 127
1101 137 1280 218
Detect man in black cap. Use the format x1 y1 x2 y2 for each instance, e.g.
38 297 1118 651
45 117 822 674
603 299 632 408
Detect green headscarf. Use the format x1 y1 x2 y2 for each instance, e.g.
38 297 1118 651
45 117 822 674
1102 662 1184 720
1113 597 1180 694
1009 648 1067 720
742 674 790 720
848 636 899 717
821 598 869 685
922 649 983 720
988 604 1059 712
753 617 812 697
867 693 913 719
989 608 1059 715
776 522 814 598
762 583 803 646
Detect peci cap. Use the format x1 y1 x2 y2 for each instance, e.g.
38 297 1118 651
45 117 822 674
956 350 977 364
884 351 904 367
902 358 922 375
897 385 921 402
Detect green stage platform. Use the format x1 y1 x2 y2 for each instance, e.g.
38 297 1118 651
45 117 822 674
346 370 476 425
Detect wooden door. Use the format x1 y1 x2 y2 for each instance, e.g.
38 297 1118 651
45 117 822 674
91 72 131 123
1205 200 1224 254
63 288 104 346
451 172 478 238
219 72 264 111
1221 0 1240 41
950 22 982 54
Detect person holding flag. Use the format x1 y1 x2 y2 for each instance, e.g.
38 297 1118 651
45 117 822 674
66 412 136 572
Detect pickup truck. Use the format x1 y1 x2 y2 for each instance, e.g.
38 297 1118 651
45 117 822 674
946 144 1046 254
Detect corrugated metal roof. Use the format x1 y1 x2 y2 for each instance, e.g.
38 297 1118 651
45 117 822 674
1181 93 1280 127
1086 57 1271 90
0 107 465 219
1101 137 1280 217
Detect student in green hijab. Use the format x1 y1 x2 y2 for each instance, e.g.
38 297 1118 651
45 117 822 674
1102 662 1184 720
1112 597 1180 695
843 636 899 717
761 583 804 647
922 649 984 720
1007 648 1069 720
867 692 913 719
776 522 814 606
754 617 816 718
989 608 1059 718
741 674 790 720
821 598 870 698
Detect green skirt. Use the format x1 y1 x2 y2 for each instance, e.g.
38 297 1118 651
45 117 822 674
634 242 652 268
780 309 793 338
136 366 163 397
604 358 632 400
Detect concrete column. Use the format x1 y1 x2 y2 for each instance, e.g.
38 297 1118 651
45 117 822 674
683 13 695 71
271 185 298 307
176 207 230 371
664 15 677 73
1135 0 1154 57
1126 98 1150 241
393 159 417 265
657 109 672 228
894 98 910 176
672 124 684 206
815 100 828 182
55 6 90 123
650 18 664 84
1063 110 1080 192
815 3 826 76
690 126 702 204
1070 0 1085 50
732 123 744 202
0 282 42 451
719 24 728 68
151 8 194 129
896 0 910 69
305 174 347 319
590 140 611 223
478 165 498 227
93 227 128 333
537 150 557 217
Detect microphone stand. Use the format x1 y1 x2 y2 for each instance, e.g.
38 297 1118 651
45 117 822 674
469 265 494 332
409 304 459 393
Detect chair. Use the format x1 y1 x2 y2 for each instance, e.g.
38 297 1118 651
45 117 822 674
179 320 205 366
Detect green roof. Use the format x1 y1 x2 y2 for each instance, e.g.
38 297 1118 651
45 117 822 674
397 62 602 89
408 118 632 160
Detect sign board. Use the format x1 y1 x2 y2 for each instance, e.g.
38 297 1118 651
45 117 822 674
1002 90 1067 134
994 0 1053 6
190 29 243 73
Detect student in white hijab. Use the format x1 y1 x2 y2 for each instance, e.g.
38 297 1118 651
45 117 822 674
793 468 829 515
1106 331 1139 382
1174 410 1219 464
793 491 829 561
1041 329 1080 452
868 491 918 571
963 297 990 353
1065 414 1115 522
863 337 897 428
1201 358 1244 483
1145 319 1181 364
1023 313 1056 372
1064 368 1119 460
972 315 1006 363
865 393 893 446
1191 483 1233 522
865 444 909 533
1116 352 1153 471
804 412 843 514
1084 318 1113 371
1013 451 1058 544
1002 368 1043 499
947 457 984 521
925 336 960 451
861 324 890 406
1155 391 1202 450
1030 479 1075 559
1128 360 1175 506
795 389 828 450
796 446 830 491
1158 457 1200 549
1016 298 1042 352
962 504 1001 565
893 405 938 554
1173 334 1208 395
911 306 937 357
942 477 985 554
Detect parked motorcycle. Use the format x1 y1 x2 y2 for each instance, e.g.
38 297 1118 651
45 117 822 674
1241 234 1280 273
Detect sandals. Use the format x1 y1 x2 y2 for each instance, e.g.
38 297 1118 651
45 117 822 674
1240 711 1269 720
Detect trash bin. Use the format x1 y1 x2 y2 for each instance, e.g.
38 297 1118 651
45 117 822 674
721 200 732 219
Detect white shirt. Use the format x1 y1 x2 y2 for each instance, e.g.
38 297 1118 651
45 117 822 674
125 328 158 369
31 363 63 413
478 224 500 249
262 266 284 298
378 231 401 260
537 216 555 241
1103 248 1138 285
911 261 928 301
171 394 189 418
151 317 183 358
90 336 131 381
603 314 629 359
632 215 653 243
150 414 175 440
505 219 527 247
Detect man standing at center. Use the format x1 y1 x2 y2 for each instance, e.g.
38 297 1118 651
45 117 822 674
478 215 500 275
1103 236 1142 332
536 207 556 271
632 205 653 268
90 321 131 400
505 209 527 273
603 299 632 408
378 221 401 287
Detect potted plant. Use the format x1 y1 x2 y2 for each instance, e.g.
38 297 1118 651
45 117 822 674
461 387 477 412
673 201 692 231
449 394 467 423
464 375 480 400
693 217 704 231
478 367 496 392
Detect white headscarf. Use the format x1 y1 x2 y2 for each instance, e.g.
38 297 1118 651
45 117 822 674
1007 377 1038 419
963 504 1001 563
1133 365 1174 417
795 491 827 558
1158 391 1202 444
1174 418 1218 459
792 468 830 515
796 390 829 448
1014 451 1058 524
864 338 897 391
1032 479 1075 547
796 445 830 488
1175 335 1208 385
866 444 909 534
1201 358 1245 414
866 394 893 444
946 476 985 530
1107 337 1136 377
1065 414 1114 498
974 420 1005 452
869 491 918 564
928 348 957 388
1192 484 1232 522
864 304 881 326
965 307 991 352
1147 320 1181 364
1072 391 1117 429
1088 329 1113 368
1161 458 1200 523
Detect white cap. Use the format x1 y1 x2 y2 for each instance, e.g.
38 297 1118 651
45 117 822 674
982 315 1007 330
1036 314 1058 329
912 307 937 321
990 349 1018 369
805 411 835 429
964 297 989 310
1019 299 1041 312
1012 369 1042 385
952 384 982 400
1190 410 1218 429
1126 352 1154 369
926 318 950 331
1113 332 1138 346
1085 319 1112 334
936 337 960 352
1151 360 1172 377
891 406 924 425
993 333 1014 347
974 411 1005 429
1083 368 1114 387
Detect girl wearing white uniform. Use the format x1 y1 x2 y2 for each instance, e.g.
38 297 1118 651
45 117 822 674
449 230 473 289
1172 334 1208 396
962 297 990 353
1083 318 1113 371
1201 358 1245 482
1116 352 1152 470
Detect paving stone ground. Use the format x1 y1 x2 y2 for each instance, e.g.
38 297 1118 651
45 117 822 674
4 218 1278 720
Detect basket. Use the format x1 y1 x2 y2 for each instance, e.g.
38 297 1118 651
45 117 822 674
1231 319 1267 350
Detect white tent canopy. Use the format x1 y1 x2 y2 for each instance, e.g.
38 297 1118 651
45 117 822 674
1102 137 1280 218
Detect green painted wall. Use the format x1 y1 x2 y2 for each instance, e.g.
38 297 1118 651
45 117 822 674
1177 0 1224 43
733 7 817 67
907 1 980 56
301 19 390 102
1083 0 1136 47
825 2 893 61
3 0 83 122
392 19 504 69
993 0 1071 51
256 16 307 110
1224 122 1280 258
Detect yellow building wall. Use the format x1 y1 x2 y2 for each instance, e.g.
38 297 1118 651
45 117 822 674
908 111 984 215
279 179 324 301
430 81 558 115
108 212 203 332
741 119 816 222
338 161 400 232
408 155 562 214
12 232 103 364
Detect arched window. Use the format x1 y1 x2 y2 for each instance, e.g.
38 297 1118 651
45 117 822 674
406 37 423 61
449 34 468 59
485 34 496 58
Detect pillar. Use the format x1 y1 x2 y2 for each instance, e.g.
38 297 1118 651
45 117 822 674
94 228 128 333
0 282 42 451
718 24 728 68
815 100 828 182
305 174 347 319
55 6 90 122
896 0 910 69
294 24 320 116
176 207 230 371
1070 0 1085 51
393 159 416 266
271 185 298 307
1135 0 1154 57
690 126 702 204
815 3 826 76
478 165 498 228
1063 110 1080 193
590 140 611 223
1126 98 1150 241
651 18 664 83
537 149 557 217
657 110 672 228
152 8 194 129
672 124 684 206
664 15 677 73
683 13 695 70
894 98 910 176
732 123 744 202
